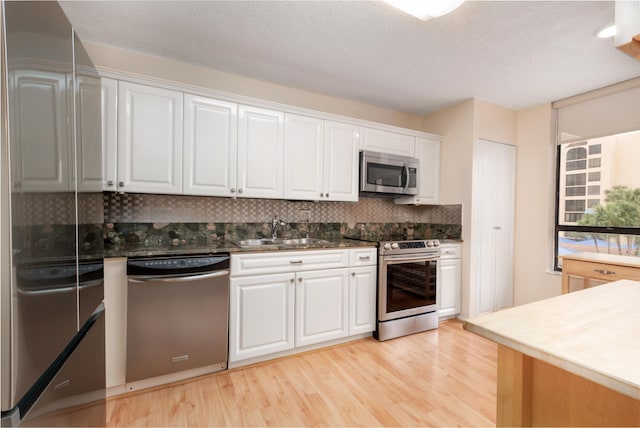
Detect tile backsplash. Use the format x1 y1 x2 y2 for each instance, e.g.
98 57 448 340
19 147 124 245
103 193 461 225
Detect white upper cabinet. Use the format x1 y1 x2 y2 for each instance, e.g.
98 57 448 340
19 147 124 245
183 94 237 197
395 136 441 205
117 81 183 194
101 78 118 191
237 105 284 199
360 127 415 157
323 121 359 202
283 113 324 200
283 115 358 202
76 73 103 192
10 69 71 192
100 76 441 200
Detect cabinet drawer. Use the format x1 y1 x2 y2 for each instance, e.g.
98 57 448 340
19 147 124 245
231 249 349 276
439 244 461 259
349 248 377 267
564 259 640 283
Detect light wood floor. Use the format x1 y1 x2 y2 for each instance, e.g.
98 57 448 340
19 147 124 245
106 320 497 427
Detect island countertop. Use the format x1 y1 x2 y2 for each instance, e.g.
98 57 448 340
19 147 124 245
463 279 640 400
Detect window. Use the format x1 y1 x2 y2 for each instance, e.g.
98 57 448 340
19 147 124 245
565 200 585 212
566 173 586 186
565 186 585 196
588 158 601 168
567 147 587 160
556 130 640 270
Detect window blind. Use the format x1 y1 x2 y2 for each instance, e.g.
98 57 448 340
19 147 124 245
553 77 640 144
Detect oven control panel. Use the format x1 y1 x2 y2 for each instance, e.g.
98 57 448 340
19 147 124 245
380 239 440 255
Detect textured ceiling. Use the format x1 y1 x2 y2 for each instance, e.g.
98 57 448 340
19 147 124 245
59 0 640 115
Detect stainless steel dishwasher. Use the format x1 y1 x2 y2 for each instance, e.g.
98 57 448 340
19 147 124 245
126 254 230 386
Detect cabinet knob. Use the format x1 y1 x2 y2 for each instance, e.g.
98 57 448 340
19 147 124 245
118 181 124 187
107 180 114 186
238 188 243 194
325 193 329 198
230 188 236 193
351 272 356 277
298 277 303 282
290 278 294 283
320 193 324 197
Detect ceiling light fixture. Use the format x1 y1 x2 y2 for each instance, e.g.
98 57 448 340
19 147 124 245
597 24 617 39
382 0 466 21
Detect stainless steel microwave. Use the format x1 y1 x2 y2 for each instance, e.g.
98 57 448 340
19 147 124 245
359 151 419 196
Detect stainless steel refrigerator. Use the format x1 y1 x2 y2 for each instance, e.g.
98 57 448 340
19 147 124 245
1 1 106 426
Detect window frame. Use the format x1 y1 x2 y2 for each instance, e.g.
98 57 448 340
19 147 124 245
554 144 640 271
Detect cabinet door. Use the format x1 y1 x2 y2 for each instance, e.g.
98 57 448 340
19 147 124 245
229 273 295 362
295 269 349 347
183 94 237 197
10 69 71 192
101 78 118 191
349 266 377 336
76 74 103 192
323 121 359 202
395 136 440 205
360 127 415 157
438 258 461 318
283 113 324 200
117 81 183 194
237 105 284 199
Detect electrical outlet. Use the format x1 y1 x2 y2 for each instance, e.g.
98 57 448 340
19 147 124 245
298 209 311 221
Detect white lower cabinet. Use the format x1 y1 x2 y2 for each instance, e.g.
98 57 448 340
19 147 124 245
438 243 462 319
229 247 376 365
295 268 349 347
229 273 295 362
348 265 377 335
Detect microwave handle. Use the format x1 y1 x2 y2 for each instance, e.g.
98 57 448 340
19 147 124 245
403 164 409 193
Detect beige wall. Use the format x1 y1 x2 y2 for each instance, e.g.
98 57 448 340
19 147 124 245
513 104 561 305
84 42 424 131
422 100 475 317
424 98 560 317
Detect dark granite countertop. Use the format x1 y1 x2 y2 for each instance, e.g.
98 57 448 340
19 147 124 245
104 237 376 258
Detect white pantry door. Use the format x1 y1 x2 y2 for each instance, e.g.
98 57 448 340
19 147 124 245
471 139 516 315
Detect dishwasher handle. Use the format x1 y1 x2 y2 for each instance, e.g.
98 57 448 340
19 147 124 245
128 270 229 283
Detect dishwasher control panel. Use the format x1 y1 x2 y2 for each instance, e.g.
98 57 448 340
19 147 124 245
127 254 230 276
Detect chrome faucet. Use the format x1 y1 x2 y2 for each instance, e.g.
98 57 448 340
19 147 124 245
271 216 285 239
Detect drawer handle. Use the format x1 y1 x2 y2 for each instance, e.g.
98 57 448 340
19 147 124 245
594 269 616 275
359 255 371 260
290 260 303 264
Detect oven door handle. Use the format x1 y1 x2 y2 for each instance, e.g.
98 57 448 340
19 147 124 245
382 254 439 262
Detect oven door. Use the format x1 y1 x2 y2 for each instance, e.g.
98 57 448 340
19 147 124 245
379 254 438 321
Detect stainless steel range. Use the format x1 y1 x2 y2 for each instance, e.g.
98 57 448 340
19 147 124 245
376 239 440 341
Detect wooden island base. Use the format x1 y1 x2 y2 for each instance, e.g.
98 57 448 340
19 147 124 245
498 345 640 427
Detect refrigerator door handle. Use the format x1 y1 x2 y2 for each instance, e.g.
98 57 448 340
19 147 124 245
16 279 103 296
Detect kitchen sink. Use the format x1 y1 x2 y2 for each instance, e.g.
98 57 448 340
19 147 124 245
234 237 330 247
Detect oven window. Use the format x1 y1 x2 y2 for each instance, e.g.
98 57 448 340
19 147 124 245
386 260 437 313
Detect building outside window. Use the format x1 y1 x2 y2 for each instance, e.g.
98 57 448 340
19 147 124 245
555 130 640 269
